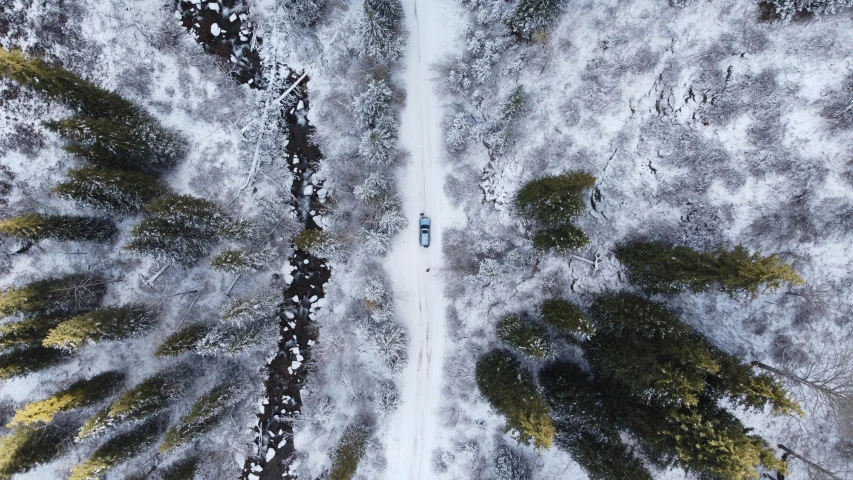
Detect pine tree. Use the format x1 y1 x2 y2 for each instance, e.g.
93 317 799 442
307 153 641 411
476 349 554 449
155 323 211 357
210 249 271 274
46 115 186 174
492 446 532 480
532 224 589 252
615 241 804 295
496 314 553 359
509 0 564 40
0 421 76 479
359 0 406 65
282 0 325 26
0 315 65 349
0 346 70 380
771 0 853 21
294 229 334 258
329 423 373 480
514 172 595 226
0 48 137 119
125 194 228 266
540 299 595 339
0 274 105 318
195 320 278 357
160 385 233 453
0 213 116 243
77 367 188 439
220 290 280 326
52 167 168 214
354 78 392 128
358 127 398 165
8 371 125 426
69 417 164 480
43 304 157 350
159 456 200 480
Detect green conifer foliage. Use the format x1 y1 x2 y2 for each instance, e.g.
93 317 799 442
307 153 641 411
0 346 70 380
46 115 186 174
509 0 564 39
0 274 105 318
52 167 168 214
159 456 199 480
0 421 76 479
0 315 65 349
496 315 553 359
514 172 594 226
0 214 116 243
160 385 233 453
77 368 187 439
329 423 373 480
125 194 228 266
8 371 125 426
0 48 137 119
43 304 156 351
155 323 211 357
615 241 804 295
476 349 554 449
540 299 594 339
69 418 163 480
210 249 270 274
531 224 589 252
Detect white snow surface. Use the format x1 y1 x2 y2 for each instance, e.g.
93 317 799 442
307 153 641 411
382 0 466 478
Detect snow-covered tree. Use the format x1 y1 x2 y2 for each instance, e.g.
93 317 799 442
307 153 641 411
509 0 564 40
159 456 200 480
155 323 210 357
160 384 234 453
8 371 125 426
358 0 406 65
354 171 392 201
541 299 595 339
514 172 595 226
362 195 407 254
444 110 473 152
0 315 65 349
77 367 188 439
372 381 400 418
52 167 169 215
282 0 325 27
492 445 532 480
358 127 398 165
372 319 408 374
354 78 393 128
43 304 156 350
125 194 229 267
210 249 272 274
0 213 116 243
220 290 280 326
363 278 389 306
195 320 278 357
496 314 554 359
70 418 163 480
771 0 853 21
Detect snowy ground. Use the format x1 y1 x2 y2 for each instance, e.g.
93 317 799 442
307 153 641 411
381 0 467 478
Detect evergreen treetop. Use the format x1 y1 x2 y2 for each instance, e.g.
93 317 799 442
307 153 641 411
159 456 200 480
532 224 589 252
540 299 595 339
43 304 157 351
52 167 168 214
496 314 554 359
0 421 76 479
69 418 164 480
0 214 116 243
210 249 271 274
476 349 555 449
8 371 125 426
0 346 70 380
155 323 211 357
514 172 595 226
77 367 188 439
0 315 65 350
160 384 234 453
0 274 105 318
509 0 565 40
615 241 804 295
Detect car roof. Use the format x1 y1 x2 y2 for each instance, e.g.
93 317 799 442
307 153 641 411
420 217 430 226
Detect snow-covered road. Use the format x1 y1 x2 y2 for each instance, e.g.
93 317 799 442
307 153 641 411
383 0 464 478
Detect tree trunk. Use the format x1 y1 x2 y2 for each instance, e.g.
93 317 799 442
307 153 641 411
753 361 843 401
777 444 842 480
